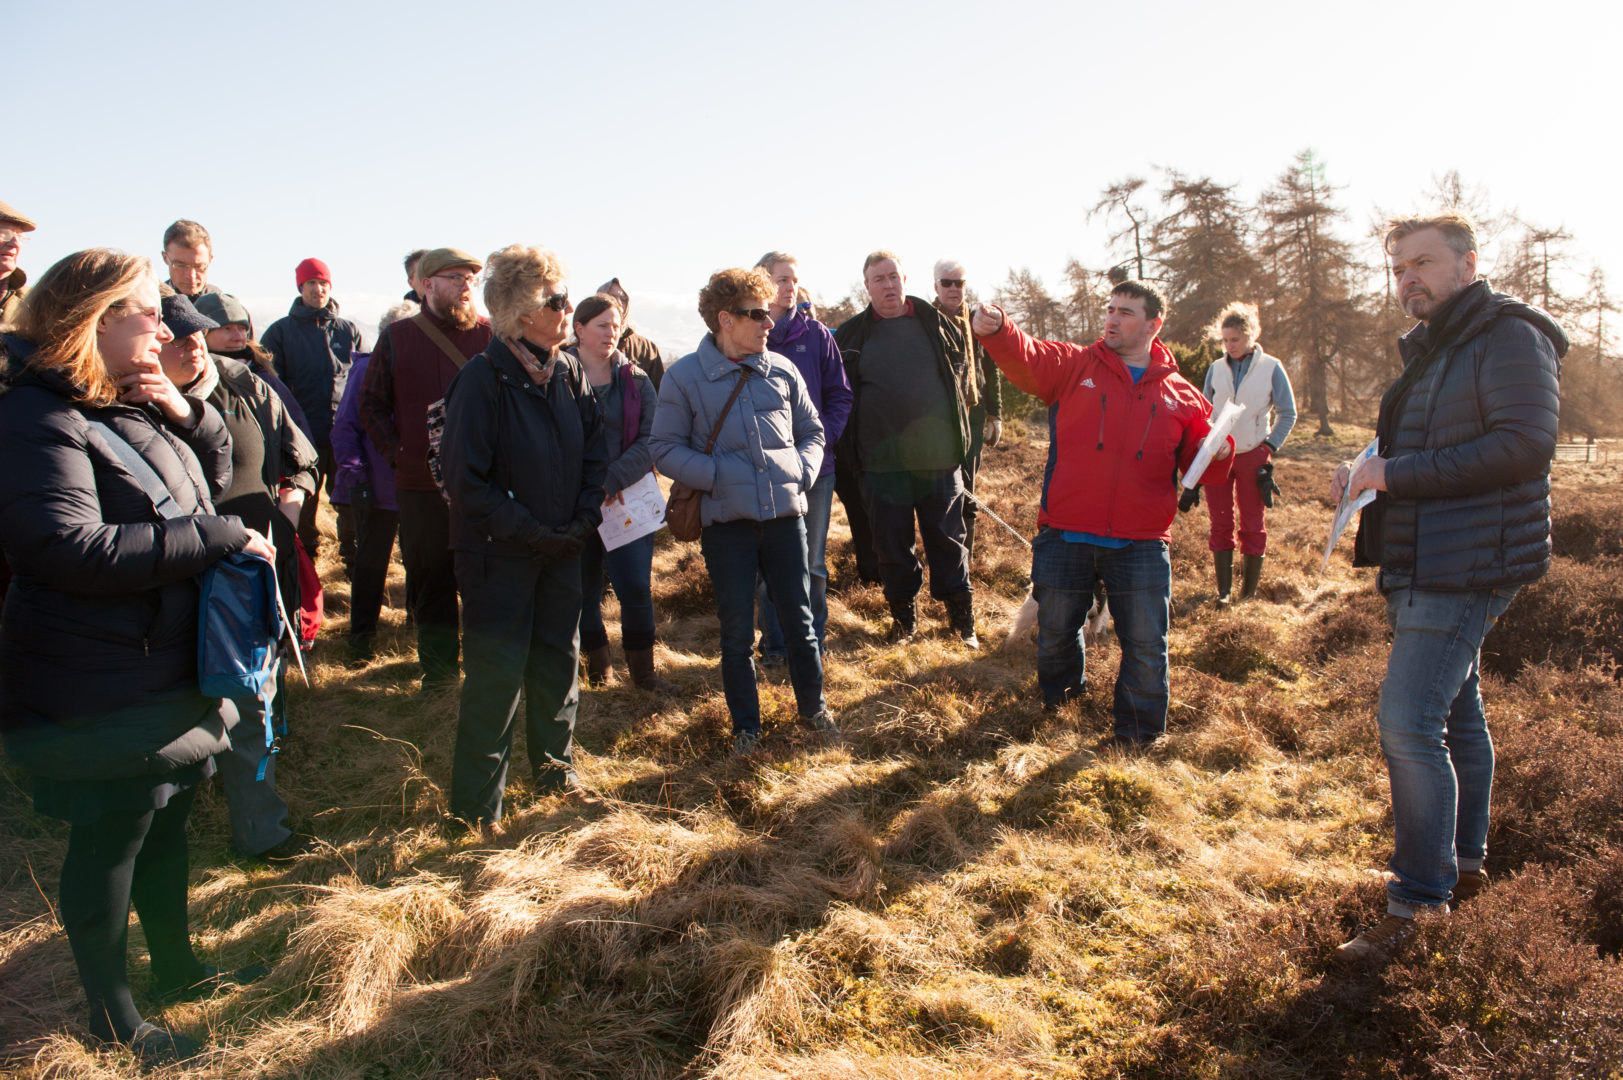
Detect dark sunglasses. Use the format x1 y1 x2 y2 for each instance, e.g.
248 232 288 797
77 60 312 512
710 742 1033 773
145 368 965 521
729 308 770 322
938 278 965 288
541 289 571 312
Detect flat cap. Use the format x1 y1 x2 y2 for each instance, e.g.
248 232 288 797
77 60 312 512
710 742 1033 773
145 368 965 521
417 248 482 280
194 292 252 328
0 200 36 232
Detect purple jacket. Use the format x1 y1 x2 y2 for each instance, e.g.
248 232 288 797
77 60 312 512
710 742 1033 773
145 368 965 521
767 307 852 478
330 353 397 511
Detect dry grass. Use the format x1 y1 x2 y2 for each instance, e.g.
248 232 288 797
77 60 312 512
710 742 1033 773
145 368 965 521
3 428 1621 1078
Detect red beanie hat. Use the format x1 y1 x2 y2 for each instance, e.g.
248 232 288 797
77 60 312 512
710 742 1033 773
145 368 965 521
296 257 331 287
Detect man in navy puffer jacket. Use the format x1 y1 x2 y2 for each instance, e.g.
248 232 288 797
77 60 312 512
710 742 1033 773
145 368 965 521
1333 211 1564 968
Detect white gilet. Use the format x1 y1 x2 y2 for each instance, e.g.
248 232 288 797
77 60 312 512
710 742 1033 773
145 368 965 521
1208 347 1280 453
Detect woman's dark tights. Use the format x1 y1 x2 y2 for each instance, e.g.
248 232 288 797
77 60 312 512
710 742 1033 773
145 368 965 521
59 787 202 1041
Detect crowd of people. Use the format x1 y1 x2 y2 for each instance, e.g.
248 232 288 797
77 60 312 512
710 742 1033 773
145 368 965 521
0 202 1564 1064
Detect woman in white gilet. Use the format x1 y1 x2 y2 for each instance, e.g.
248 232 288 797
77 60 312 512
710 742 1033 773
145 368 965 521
1202 302 1297 604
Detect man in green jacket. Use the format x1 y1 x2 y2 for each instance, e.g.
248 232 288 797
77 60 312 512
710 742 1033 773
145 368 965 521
0 200 35 326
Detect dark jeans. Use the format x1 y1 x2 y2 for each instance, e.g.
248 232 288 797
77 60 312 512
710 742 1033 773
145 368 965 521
861 468 972 606
60 787 202 1041
757 472 835 655
298 442 355 569
700 516 824 735
579 532 656 653
834 456 880 585
348 502 399 647
397 488 460 681
450 551 582 824
1031 527 1171 740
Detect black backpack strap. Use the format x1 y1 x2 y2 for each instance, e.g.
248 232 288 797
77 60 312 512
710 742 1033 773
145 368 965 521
84 420 184 521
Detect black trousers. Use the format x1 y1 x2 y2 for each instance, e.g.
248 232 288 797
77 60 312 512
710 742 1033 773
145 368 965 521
834 455 881 585
396 488 460 681
348 502 399 647
60 787 202 1041
297 443 356 570
861 467 972 606
450 551 582 824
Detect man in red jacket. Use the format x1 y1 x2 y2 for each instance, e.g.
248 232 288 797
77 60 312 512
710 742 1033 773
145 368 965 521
973 281 1231 745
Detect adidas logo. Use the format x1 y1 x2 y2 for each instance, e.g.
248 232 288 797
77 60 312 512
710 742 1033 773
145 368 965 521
1080 377 1096 388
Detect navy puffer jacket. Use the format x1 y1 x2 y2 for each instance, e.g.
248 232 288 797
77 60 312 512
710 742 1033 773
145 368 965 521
1354 281 1565 591
0 335 249 737
261 298 360 445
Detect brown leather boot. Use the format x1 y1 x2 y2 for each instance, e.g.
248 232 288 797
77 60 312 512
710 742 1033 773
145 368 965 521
583 644 614 687
1214 550 1234 607
625 647 678 695
1240 554 1264 601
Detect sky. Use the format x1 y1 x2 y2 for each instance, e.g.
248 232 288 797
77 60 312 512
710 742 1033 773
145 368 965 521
10 0 1621 354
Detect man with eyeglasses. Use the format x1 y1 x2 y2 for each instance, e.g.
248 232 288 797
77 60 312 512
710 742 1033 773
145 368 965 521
932 259 1003 564
360 248 493 688
161 219 221 301
833 250 981 647
0 200 35 326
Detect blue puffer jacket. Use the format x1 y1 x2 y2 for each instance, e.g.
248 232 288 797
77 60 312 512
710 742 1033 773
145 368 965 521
767 309 851 478
650 334 824 526
261 298 360 446
1354 280 1565 591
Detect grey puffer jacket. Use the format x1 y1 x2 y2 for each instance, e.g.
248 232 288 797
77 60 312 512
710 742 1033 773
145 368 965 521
0 335 249 747
1354 280 1565 591
650 334 824 526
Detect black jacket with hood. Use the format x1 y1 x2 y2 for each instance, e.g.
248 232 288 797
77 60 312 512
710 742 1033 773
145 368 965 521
1354 280 1565 591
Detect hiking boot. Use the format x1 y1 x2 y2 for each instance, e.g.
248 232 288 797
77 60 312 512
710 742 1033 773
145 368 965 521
731 730 763 758
1452 868 1488 905
946 592 980 649
1334 913 1417 968
625 647 679 695
885 597 916 644
583 644 614 687
1239 554 1264 601
801 709 844 743
253 833 316 864
1214 549 1234 607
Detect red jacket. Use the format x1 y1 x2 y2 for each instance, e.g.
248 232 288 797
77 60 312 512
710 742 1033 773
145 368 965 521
979 322 1229 541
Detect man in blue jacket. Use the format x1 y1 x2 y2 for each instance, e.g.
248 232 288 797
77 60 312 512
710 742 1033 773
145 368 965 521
1333 211 1564 968
262 257 361 567
752 251 853 659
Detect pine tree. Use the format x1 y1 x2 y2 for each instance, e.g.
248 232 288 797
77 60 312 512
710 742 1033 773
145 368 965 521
1151 172 1259 346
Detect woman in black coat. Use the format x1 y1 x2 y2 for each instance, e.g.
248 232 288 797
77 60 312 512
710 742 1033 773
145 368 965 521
439 244 608 833
0 250 276 1065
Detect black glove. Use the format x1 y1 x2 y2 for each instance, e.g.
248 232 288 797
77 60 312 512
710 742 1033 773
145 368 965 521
1178 485 1201 513
560 516 596 546
1256 463 1282 508
529 525 585 562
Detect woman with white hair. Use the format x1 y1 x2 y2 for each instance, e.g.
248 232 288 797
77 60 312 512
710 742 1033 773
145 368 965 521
439 245 608 832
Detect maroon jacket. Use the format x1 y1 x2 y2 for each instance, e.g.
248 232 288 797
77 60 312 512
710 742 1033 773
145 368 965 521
360 310 492 492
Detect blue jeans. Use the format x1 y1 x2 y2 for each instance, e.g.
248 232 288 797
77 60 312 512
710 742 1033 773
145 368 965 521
757 472 835 655
701 516 824 735
1030 527 1170 740
1378 585 1518 915
579 532 656 652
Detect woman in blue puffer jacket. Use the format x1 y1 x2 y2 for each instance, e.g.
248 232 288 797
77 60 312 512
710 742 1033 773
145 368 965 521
650 267 838 756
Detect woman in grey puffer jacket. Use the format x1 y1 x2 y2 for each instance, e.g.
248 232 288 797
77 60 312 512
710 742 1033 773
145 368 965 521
651 268 838 755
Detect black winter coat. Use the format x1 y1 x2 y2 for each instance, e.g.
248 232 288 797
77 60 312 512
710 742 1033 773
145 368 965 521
833 296 974 470
1354 281 1565 591
440 338 609 558
261 298 360 446
0 336 250 748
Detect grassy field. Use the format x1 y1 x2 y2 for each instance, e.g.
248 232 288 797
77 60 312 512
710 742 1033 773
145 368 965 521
2 423 1621 1079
